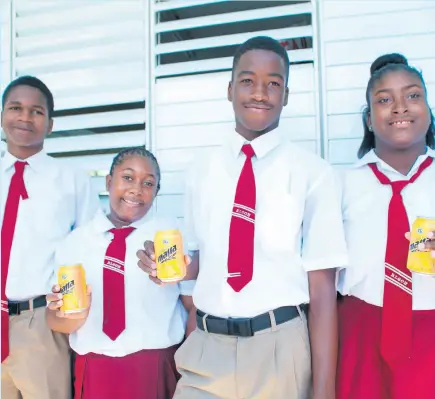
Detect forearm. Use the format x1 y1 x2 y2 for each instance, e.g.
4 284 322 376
308 269 338 399
45 309 87 334
180 295 197 337
184 251 199 281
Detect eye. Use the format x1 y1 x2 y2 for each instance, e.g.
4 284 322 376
143 181 154 187
9 106 20 111
408 93 421 99
122 175 133 181
32 110 44 115
270 81 281 87
240 78 252 84
378 97 390 104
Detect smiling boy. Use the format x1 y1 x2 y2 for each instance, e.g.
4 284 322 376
138 36 348 399
1 76 99 398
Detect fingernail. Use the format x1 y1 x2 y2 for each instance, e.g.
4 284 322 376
418 243 426 251
57 294 62 299
432 250 435 259
428 232 434 239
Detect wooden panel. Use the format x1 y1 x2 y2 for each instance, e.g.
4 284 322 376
329 139 361 165
156 64 314 105
156 116 317 150
156 92 315 128
44 130 146 154
324 8 435 42
325 34 435 66
324 0 434 19
327 59 435 91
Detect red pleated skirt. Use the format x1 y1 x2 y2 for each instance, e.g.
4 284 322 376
337 296 435 399
74 346 179 399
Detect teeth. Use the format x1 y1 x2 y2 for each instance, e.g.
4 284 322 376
124 199 141 205
393 121 411 125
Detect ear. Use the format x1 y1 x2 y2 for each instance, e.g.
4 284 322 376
227 81 233 102
46 118 54 137
105 174 112 192
283 87 289 107
366 110 372 129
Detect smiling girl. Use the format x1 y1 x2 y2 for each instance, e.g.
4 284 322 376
337 54 435 399
45 147 195 399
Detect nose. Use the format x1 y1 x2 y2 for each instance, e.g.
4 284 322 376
18 108 32 123
129 180 143 196
392 97 408 114
251 81 269 102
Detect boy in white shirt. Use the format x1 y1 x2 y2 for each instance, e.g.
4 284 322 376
1 75 99 399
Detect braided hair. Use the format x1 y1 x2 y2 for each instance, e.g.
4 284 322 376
110 146 161 191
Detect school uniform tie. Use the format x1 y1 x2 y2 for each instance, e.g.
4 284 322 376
1 161 28 362
368 156 433 363
227 144 256 292
103 226 135 341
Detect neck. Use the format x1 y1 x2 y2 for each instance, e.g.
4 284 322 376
107 213 132 229
375 143 427 175
7 144 43 160
235 121 279 141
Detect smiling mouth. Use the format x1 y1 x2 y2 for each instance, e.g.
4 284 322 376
390 120 413 126
122 198 144 207
13 126 33 133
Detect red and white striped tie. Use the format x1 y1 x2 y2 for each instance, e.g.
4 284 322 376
227 144 256 292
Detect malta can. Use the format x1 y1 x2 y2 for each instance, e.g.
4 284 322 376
154 229 186 282
407 216 435 275
58 264 87 313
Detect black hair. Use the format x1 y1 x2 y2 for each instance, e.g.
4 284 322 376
110 146 161 191
232 36 290 86
1 75 54 118
358 53 435 158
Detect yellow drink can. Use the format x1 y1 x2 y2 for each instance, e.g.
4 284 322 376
407 216 435 275
58 264 87 313
154 229 186 282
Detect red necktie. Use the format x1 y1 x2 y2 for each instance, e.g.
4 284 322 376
103 226 135 341
1 161 28 362
227 144 256 292
368 156 433 363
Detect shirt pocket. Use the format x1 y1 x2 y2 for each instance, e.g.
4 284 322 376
257 194 304 253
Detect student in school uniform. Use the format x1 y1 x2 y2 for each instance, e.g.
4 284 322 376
137 36 348 399
337 53 435 399
46 147 196 399
1 76 99 399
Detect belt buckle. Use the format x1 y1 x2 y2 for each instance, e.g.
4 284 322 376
227 318 253 337
8 302 20 315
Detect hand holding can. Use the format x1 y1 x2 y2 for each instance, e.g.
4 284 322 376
154 229 187 283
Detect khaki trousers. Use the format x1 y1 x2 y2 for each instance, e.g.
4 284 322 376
174 310 312 399
1 306 72 399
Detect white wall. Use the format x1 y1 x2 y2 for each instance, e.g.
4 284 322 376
322 0 435 166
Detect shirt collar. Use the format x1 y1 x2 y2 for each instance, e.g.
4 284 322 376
228 125 283 160
353 147 435 176
1 149 49 173
90 208 153 235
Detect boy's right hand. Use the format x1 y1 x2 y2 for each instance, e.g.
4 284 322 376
137 240 191 285
46 284 92 319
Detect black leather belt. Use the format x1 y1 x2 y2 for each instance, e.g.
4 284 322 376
8 295 47 315
196 305 308 337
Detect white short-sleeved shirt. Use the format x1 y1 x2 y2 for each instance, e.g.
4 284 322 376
183 126 348 318
55 210 194 357
338 148 435 310
1 150 100 301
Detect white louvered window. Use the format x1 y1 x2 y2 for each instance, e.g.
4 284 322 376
152 0 317 219
1 0 149 211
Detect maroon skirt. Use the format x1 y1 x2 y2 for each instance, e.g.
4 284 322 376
337 296 435 399
74 346 179 399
